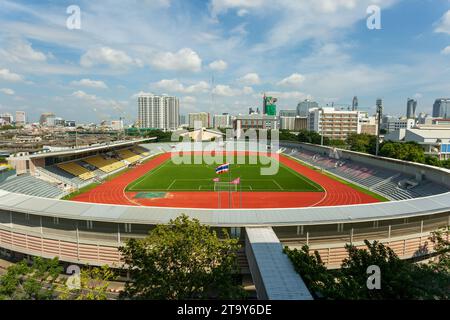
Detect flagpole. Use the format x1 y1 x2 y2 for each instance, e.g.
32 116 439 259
228 165 231 209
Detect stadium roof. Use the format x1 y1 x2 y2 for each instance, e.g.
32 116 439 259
0 189 448 226
10 138 156 160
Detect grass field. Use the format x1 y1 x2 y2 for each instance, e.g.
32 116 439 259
126 154 324 192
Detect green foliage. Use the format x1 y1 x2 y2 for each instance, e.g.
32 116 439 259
285 239 450 300
60 265 116 300
143 129 173 142
279 130 299 141
119 215 246 300
297 129 330 145
0 257 62 300
346 133 377 154
380 141 425 163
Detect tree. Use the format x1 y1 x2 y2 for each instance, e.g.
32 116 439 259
285 239 450 300
346 133 377 154
119 215 245 300
60 264 116 300
0 257 62 300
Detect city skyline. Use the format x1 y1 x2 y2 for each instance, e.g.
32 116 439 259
0 1 450 123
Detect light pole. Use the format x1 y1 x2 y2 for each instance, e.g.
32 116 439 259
376 99 383 156
320 108 324 146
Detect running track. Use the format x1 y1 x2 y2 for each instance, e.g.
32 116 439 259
72 152 380 209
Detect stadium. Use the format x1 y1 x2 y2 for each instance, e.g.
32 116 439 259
0 138 449 299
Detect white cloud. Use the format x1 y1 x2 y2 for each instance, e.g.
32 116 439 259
441 46 450 55
149 48 202 72
238 73 261 85
0 88 15 95
277 73 306 88
131 91 153 99
71 78 108 89
209 59 228 71
80 47 140 68
72 90 97 100
154 79 210 93
0 39 48 63
213 84 253 97
182 96 197 104
0 69 24 82
435 10 450 35
210 0 266 17
265 91 311 100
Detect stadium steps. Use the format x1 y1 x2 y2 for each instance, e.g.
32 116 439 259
0 174 65 198
285 148 449 200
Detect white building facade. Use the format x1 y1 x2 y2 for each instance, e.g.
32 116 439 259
138 94 180 131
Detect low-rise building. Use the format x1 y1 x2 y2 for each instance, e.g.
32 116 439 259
384 127 450 159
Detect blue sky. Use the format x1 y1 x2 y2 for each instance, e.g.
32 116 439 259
0 0 450 124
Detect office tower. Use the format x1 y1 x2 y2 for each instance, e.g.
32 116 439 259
39 112 56 126
213 113 231 129
179 115 186 125
406 98 417 119
297 99 319 117
137 94 179 131
188 112 210 128
352 96 359 111
432 98 450 118
279 110 297 117
15 111 26 126
0 113 13 124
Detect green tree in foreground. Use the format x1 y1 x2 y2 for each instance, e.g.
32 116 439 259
285 235 450 300
60 264 116 300
0 257 115 300
119 215 245 300
0 257 62 300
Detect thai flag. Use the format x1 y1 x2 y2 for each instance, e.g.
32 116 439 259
215 163 230 174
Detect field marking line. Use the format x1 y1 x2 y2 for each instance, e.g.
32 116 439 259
167 179 177 191
127 158 171 191
272 179 284 191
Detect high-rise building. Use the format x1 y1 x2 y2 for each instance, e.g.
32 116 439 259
15 111 26 126
352 96 359 111
279 110 297 117
189 112 210 129
111 120 124 131
137 94 179 131
432 98 450 118
297 99 319 117
0 113 13 124
213 113 231 129
179 115 186 125
39 112 56 126
406 98 417 119
308 108 360 140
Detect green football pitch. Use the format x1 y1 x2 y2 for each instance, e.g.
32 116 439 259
126 155 324 192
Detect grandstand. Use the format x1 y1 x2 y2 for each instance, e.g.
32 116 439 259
57 162 97 181
117 148 142 164
83 155 126 173
0 174 64 198
283 145 449 201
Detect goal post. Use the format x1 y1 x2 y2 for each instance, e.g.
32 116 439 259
214 182 238 192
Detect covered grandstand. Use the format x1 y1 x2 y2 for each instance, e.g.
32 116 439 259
4 138 157 195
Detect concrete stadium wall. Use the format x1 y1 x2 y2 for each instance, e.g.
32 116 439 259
281 141 450 188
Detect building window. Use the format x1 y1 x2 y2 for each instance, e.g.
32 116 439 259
87 220 93 230
124 223 132 233
53 217 59 225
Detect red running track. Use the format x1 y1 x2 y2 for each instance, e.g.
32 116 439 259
72 152 380 209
